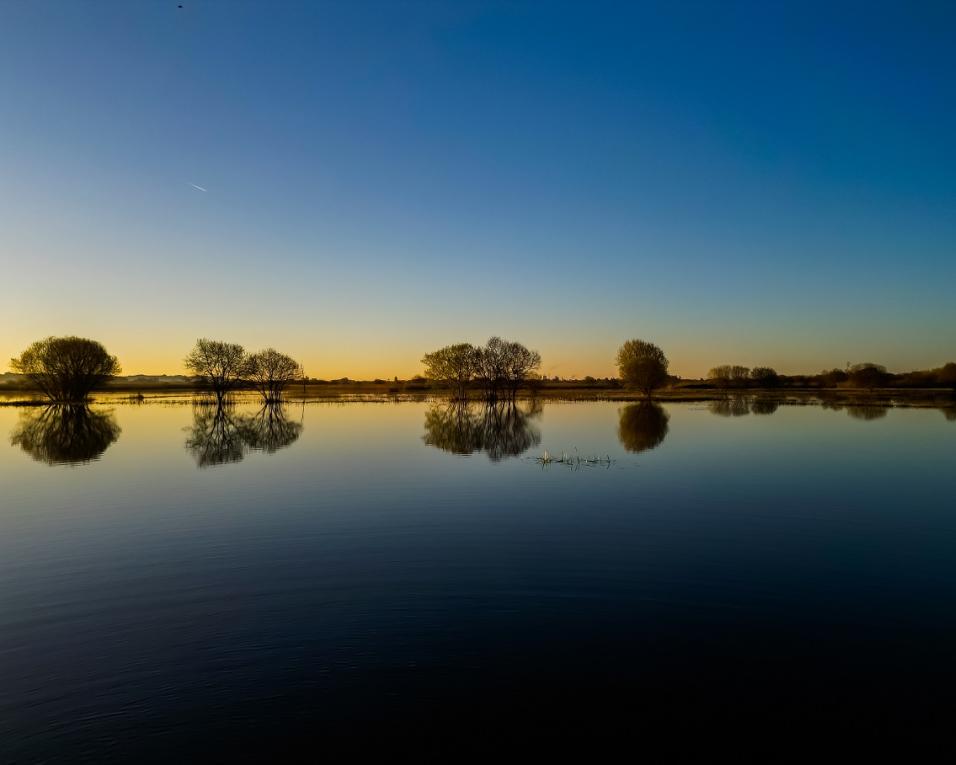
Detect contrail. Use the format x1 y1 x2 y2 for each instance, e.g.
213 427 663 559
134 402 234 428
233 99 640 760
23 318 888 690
189 183 208 192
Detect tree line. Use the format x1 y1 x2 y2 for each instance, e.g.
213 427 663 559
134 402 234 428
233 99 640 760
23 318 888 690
183 339 303 402
8 334 956 403
421 337 542 401
706 361 956 391
9 336 304 403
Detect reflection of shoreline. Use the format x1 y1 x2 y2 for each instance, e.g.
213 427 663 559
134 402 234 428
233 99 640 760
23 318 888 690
707 395 780 417
185 401 303 468
617 402 669 453
423 401 542 461
820 399 890 420
10 405 121 465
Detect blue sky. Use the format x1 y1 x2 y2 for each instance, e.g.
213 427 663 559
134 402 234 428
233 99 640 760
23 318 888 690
2 1 954 377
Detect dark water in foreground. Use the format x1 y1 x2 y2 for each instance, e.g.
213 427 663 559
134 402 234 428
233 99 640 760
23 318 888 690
2 397 956 757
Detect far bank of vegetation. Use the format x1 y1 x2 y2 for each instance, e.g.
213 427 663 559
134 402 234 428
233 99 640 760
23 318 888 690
4 334 955 404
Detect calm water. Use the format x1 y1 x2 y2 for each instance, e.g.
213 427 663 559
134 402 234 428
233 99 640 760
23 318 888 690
2 397 956 756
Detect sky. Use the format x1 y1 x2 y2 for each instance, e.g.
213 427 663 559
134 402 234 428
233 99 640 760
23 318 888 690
2 1 955 379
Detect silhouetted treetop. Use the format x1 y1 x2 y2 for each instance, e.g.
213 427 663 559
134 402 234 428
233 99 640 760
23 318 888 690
422 338 540 401
938 362 956 390
848 363 890 390
422 343 477 400
10 336 121 402
244 348 303 402
184 339 246 398
750 367 780 386
616 339 669 396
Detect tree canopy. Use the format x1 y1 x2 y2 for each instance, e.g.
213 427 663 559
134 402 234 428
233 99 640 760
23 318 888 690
421 343 477 400
244 348 303 402
184 339 246 398
423 337 540 400
10 336 121 402
616 339 669 396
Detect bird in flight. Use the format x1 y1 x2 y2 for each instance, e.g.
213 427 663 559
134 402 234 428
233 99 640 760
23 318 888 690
189 183 208 192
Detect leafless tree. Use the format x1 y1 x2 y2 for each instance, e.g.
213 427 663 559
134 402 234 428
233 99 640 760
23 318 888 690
10 336 121 402
502 341 541 400
184 339 246 400
244 348 303 402
709 364 750 388
616 339 669 397
421 343 477 400
474 337 509 401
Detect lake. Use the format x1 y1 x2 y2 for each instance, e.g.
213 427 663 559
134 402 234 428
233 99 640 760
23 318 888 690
2 396 955 756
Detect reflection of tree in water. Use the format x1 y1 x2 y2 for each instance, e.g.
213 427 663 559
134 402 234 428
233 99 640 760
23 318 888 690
423 401 542 461
617 402 669 453
709 396 751 417
943 407 956 422
10 405 121 465
750 397 779 415
846 405 888 421
237 405 303 453
185 401 302 467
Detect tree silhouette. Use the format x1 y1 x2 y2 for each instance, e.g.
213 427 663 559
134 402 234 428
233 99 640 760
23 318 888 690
616 339 669 396
10 336 120 402
244 348 303 402
422 343 477 400
938 362 956 391
184 339 246 400
750 367 780 387
848 363 890 390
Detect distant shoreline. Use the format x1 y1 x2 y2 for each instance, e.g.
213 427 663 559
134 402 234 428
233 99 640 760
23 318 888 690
2 382 954 409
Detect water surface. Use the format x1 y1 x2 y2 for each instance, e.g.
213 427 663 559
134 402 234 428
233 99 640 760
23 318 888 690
2 397 955 756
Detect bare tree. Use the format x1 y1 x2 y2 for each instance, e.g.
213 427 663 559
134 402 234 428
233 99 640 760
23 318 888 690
709 364 750 388
184 339 246 400
244 348 303 402
502 341 541 400
421 343 477 400
10 336 121 402
474 337 509 401
616 339 669 397
709 365 731 386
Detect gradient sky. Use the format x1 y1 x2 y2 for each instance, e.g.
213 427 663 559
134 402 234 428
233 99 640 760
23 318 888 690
2 1 954 378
